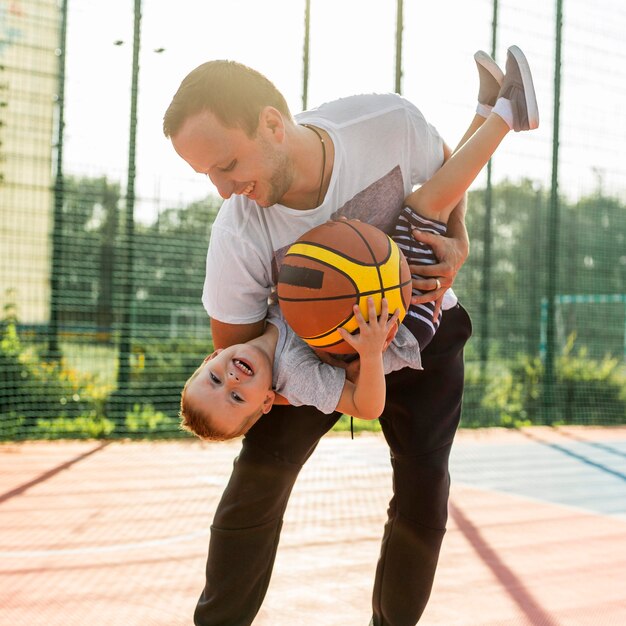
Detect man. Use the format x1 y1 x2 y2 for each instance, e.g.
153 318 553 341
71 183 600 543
164 58 477 625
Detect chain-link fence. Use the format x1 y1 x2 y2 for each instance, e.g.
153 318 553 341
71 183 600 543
1 0 625 440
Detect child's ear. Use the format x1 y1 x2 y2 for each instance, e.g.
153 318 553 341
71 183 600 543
261 390 275 414
203 349 223 363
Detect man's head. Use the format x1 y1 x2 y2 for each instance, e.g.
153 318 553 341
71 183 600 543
164 60 296 206
180 343 275 441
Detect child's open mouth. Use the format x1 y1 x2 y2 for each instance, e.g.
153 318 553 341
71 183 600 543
233 358 253 376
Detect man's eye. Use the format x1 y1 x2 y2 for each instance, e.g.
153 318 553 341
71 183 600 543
210 372 220 384
231 392 244 403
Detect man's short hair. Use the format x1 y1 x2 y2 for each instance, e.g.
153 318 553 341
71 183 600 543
163 59 292 139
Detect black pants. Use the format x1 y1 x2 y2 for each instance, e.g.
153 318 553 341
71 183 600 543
194 304 472 626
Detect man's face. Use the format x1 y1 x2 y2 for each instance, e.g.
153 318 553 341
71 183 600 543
171 109 294 208
185 343 275 438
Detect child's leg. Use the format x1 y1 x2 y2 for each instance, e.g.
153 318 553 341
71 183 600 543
392 211 447 350
405 113 511 222
393 47 538 351
453 114 486 154
407 113 510 223
406 46 538 225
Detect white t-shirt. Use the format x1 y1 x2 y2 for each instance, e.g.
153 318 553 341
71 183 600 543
203 92 456 324
266 305 422 414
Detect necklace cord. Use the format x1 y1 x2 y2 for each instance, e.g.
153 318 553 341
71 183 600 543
301 124 326 207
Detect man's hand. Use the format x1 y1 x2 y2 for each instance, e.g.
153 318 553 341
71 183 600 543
409 226 469 320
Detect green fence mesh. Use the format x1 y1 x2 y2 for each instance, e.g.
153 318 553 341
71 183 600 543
1 0 625 440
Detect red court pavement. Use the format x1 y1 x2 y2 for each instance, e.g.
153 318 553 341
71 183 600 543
0 427 625 625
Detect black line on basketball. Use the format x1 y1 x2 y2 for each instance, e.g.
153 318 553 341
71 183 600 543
280 253 358 292
278 265 324 289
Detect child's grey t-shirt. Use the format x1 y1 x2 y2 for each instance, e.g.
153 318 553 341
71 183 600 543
266 305 422 414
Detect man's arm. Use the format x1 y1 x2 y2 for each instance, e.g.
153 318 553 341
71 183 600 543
409 140 470 319
210 318 266 349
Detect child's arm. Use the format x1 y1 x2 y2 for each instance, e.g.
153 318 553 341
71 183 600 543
334 298 400 420
406 113 510 224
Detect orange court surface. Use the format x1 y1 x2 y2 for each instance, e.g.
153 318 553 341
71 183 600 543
1 426 625 626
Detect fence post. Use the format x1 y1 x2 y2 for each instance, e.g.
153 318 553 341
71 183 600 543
116 0 142 406
543 0 564 423
46 0 69 362
479 0 499 380
301 0 311 110
395 0 403 94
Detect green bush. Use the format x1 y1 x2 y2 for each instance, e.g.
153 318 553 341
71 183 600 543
125 337 211 419
1 309 113 440
464 335 626 427
461 366 521 428
124 403 186 439
36 414 116 439
332 414 382 434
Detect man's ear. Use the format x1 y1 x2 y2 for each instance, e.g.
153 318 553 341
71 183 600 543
261 390 276 414
203 349 222 363
259 106 285 142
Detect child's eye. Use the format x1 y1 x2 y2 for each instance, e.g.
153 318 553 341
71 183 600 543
221 159 237 173
231 392 244 403
210 372 220 384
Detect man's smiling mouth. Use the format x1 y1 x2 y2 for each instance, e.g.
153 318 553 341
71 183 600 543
241 182 255 196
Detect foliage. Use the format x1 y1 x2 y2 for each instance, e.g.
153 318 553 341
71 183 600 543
124 336 212 419
332 414 382 434
124 403 185 439
35 415 116 439
462 334 626 428
4 178 626 440
461 179 626 362
1 306 113 440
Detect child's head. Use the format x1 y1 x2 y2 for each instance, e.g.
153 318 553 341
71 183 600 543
180 343 275 441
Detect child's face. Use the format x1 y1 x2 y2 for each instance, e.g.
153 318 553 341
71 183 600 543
186 343 275 438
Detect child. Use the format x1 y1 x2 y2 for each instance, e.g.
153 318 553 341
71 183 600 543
180 45 539 441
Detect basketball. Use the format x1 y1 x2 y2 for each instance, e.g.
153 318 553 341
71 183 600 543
277 219 412 354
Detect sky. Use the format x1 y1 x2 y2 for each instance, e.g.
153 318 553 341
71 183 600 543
62 0 626 223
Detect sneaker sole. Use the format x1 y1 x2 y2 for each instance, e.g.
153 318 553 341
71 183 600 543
507 45 539 129
474 50 504 86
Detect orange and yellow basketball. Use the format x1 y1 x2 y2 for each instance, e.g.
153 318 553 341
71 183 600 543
277 219 412 353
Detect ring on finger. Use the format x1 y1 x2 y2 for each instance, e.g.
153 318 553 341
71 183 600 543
435 278 441 290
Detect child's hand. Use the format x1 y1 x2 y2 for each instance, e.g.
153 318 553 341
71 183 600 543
338 297 400 359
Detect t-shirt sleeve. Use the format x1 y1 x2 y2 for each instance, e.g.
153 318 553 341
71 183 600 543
383 324 423 373
273 323 346 415
201 222 272 324
405 103 444 185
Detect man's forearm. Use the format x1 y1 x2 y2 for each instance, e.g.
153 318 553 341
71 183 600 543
445 193 470 258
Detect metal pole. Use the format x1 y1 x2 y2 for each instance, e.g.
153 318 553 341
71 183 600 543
46 0 69 361
302 0 311 110
394 0 403 93
117 0 141 393
543 0 564 423
479 0 498 379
